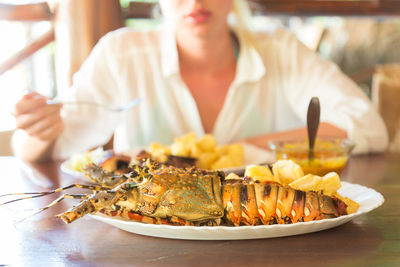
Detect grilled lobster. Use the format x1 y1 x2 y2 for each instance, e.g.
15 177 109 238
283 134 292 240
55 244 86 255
0 158 347 226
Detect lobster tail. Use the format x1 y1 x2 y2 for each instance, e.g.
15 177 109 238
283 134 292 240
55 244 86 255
291 190 306 223
222 180 347 226
254 182 279 225
304 191 321 221
318 194 348 219
275 186 296 224
223 181 260 226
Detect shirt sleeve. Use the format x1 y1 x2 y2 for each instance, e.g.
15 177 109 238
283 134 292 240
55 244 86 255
52 33 123 159
277 30 388 154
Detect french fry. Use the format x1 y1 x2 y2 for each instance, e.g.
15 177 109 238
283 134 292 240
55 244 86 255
272 160 304 185
197 152 218 169
190 143 203 158
174 132 197 145
215 145 230 157
197 134 217 152
245 165 279 183
171 132 197 157
227 144 244 166
170 142 189 157
211 155 235 170
288 174 323 192
149 132 244 170
149 142 171 162
319 172 341 196
226 173 241 180
334 193 360 214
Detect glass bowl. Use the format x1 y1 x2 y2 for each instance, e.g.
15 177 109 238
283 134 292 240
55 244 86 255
268 138 355 176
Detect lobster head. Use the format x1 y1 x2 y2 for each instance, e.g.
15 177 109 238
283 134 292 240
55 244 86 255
137 166 225 222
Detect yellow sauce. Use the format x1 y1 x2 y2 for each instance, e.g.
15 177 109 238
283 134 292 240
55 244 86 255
276 152 348 176
273 139 351 176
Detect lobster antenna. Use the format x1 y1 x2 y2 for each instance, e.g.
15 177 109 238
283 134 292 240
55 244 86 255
14 193 89 224
0 183 110 206
1 192 53 206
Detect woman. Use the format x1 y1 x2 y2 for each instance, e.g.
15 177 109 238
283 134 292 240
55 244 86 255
12 0 388 162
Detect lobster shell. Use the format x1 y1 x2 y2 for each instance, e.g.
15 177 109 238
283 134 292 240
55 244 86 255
222 179 347 226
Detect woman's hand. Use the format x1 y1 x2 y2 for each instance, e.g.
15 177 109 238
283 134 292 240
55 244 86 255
13 92 64 142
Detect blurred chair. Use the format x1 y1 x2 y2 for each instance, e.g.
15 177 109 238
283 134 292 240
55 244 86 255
0 1 55 156
0 0 124 86
0 1 54 75
55 0 124 90
372 64 400 152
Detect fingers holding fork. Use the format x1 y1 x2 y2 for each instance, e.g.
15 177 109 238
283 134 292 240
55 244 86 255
13 91 64 142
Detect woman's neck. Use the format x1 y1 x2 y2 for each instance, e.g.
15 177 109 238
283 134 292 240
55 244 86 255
175 29 236 75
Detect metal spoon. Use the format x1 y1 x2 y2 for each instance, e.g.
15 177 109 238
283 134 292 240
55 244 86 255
307 97 320 160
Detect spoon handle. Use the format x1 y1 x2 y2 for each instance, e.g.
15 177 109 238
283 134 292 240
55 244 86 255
307 97 321 160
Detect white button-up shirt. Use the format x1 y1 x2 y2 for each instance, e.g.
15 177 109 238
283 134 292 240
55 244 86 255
51 26 388 159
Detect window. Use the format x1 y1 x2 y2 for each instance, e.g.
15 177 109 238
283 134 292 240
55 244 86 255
0 21 55 131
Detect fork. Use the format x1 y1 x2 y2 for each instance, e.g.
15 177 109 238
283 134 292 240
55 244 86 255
46 98 142 112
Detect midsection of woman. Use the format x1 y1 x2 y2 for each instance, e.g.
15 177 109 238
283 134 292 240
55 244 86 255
179 54 236 134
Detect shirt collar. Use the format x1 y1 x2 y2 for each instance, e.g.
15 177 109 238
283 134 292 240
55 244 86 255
161 27 180 77
161 27 266 84
232 27 266 85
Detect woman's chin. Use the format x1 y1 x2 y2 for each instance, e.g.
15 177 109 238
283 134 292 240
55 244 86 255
182 24 222 39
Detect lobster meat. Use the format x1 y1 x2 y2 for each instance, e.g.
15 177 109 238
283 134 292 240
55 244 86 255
0 158 347 226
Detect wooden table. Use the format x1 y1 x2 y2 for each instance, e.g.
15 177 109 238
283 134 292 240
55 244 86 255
0 153 399 266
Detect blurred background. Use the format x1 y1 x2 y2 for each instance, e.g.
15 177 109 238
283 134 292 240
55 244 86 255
0 0 399 155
